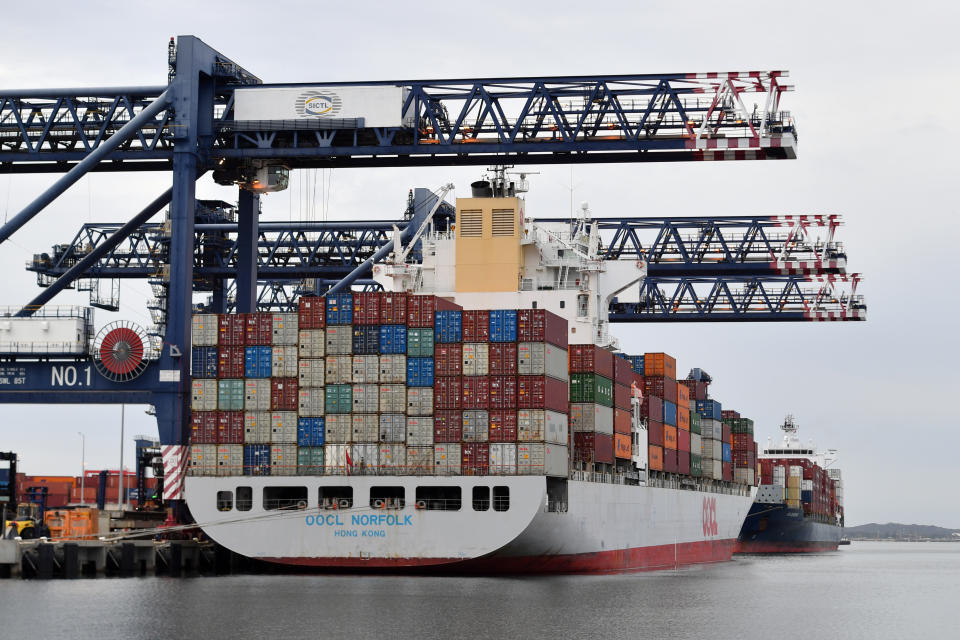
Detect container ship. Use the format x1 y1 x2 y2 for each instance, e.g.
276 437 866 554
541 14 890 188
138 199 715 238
735 415 844 553
182 172 762 573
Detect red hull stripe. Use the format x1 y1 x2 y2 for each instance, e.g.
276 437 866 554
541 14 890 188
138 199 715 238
734 541 839 554
263 538 738 574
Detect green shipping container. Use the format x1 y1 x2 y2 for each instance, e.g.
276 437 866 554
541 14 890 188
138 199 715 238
724 417 754 435
569 373 614 407
297 447 325 475
325 384 353 414
690 454 702 477
217 379 244 411
407 328 435 357
690 411 701 435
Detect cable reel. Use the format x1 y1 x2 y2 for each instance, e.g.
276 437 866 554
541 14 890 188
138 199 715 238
92 320 151 382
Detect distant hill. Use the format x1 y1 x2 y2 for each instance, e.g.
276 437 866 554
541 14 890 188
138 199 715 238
846 522 960 540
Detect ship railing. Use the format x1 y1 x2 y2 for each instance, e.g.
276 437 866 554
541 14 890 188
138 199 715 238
0 305 93 321
187 463 553 477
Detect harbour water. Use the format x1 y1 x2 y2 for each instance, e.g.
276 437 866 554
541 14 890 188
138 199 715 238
0 541 954 638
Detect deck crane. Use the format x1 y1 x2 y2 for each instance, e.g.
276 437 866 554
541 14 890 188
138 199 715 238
0 36 858 514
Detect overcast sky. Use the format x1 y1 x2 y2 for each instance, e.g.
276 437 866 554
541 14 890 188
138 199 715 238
1 1 957 527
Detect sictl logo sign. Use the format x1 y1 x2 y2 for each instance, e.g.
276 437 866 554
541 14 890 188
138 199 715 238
296 91 343 118
702 497 718 537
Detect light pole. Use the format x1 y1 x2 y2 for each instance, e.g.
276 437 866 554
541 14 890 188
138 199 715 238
78 432 86 506
119 405 126 510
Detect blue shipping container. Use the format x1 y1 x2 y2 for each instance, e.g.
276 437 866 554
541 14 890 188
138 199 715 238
801 490 813 503
489 310 517 342
721 442 732 463
326 294 353 325
406 357 435 387
696 399 722 421
297 417 325 447
623 354 644 375
244 346 272 378
243 445 271 476
191 346 218 379
352 326 380 355
663 400 677 426
379 325 407 354
434 311 462 343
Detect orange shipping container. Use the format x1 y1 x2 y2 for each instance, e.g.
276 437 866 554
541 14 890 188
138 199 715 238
613 408 632 435
643 352 677 380
663 425 678 450
677 406 690 431
648 445 664 471
676 384 690 407
614 433 632 459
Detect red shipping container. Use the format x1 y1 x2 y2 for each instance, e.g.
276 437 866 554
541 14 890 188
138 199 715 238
461 443 489 476
722 462 733 482
568 344 614 378
352 292 380 325
461 376 490 409
488 376 517 409
647 420 664 447
516 309 568 347
462 310 490 342
662 448 678 473
434 344 463 376
612 355 633 386
721 410 740 420
406 295 460 327
517 376 568 413
298 296 326 329
433 410 463 442
434 377 463 410
644 376 677 404
614 383 632 410
574 433 614 464
217 411 245 444
488 410 518 442
218 346 245 378
678 450 690 475
678 428 691 453
732 433 753 450
379 292 408 324
190 411 218 444
218 314 245 346
722 423 731 444
244 313 273 345
679 379 708 401
270 378 298 410
641 395 663 422
488 343 518 375
614 408 632 435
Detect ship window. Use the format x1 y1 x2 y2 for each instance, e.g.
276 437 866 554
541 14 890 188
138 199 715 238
531 301 537 309
472 486 490 511
559 300 565 309
459 209 483 237
319 486 353 509
236 486 252 511
493 486 510 512
263 486 308 511
415 486 461 511
370 486 405 510
216 491 233 512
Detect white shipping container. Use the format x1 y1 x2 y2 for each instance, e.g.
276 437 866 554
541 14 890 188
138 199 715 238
298 329 325 359
802 479 814 491
324 444 349 475
489 443 517 475
406 446 434 475
790 465 804 479
462 343 489 376
700 418 721 440
379 384 406 413
325 355 352 384
244 378 271 411
270 444 298 476
191 379 218 412
544 411 568 445
233 85 414 129
298 359 325 388
189 444 217 476
517 409 544 442
463 410 489 442
701 457 716 478
689 432 702 457
271 313 299 345
379 414 406 443
378 444 405 475
517 443 568 477
773 466 787 485
735 469 756 486
350 444 379 474
712 459 723 480
351 414 379 443
244 411 272 443
756 483 785 504
216 444 243 477
406 387 434 416
406 417 434 446
378 354 406 383
517 342 568 381
270 411 298 443
325 414 352 443
434 443 461 475
271 345 299 378
351 384 379 413
569 403 613 435
191 314 218 346
325 326 352 355
352 355 379 383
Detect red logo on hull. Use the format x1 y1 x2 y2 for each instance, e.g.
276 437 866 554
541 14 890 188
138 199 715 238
702 497 718 537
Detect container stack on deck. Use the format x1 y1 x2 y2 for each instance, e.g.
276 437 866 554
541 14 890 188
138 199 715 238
758 457 839 522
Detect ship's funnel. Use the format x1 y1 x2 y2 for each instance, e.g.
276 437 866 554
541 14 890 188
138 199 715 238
471 180 494 198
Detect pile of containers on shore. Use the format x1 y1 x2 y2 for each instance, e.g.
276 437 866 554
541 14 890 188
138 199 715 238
758 457 840 519
188 294 570 477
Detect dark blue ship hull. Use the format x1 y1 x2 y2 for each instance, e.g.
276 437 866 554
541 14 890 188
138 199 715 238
735 502 842 553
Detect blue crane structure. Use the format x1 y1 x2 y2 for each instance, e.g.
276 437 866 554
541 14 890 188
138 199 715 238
0 36 859 471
